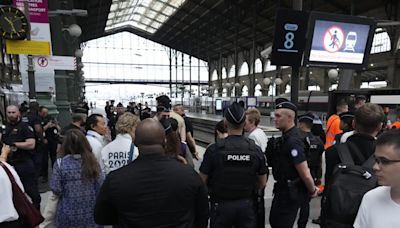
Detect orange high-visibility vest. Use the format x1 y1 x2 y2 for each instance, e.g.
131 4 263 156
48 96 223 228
325 114 342 149
392 121 400 129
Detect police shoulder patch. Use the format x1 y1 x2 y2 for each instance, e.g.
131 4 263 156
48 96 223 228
291 149 298 157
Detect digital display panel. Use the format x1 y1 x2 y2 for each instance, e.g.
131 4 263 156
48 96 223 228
304 12 375 69
215 99 222 111
309 20 370 64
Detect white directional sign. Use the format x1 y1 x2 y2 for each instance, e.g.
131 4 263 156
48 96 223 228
34 56 77 71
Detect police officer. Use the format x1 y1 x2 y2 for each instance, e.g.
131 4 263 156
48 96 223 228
108 102 124 140
199 102 268 228
297 113 325 228
39 106 60 173
1 105 40 208
22 101 44 179
267 100 319 228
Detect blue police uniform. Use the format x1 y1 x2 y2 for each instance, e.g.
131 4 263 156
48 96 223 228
269 126 309 228
267 100 310 228
200 102 268 228
296 113 325 228
201 136 268 228
22 112 44 177
3 119 41 209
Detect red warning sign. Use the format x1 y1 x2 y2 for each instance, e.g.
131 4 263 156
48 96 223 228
37 57 48 67
323 26 344 53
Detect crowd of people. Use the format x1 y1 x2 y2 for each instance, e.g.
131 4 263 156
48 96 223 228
0 94 400 228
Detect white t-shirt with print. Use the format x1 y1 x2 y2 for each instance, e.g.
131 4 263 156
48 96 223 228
354 186 400 228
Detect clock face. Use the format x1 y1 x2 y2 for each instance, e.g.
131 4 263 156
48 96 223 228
0 6 29 40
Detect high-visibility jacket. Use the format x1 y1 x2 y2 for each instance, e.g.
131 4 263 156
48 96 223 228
324 114 342 149
392 121 400 129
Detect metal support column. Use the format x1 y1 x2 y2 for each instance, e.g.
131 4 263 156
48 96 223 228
251 0 257 96
175 50 178 98
198 56 201 97
181 52 184 104
290 0 303 106
23 1 36 100
234 3 240 97
189 55 192 97
169 48 172 96
218 53 223 96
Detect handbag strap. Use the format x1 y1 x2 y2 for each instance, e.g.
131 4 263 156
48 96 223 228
128 143 135 162
0 161 19 187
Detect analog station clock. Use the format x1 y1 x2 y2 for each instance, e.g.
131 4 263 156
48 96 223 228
0 6 29 40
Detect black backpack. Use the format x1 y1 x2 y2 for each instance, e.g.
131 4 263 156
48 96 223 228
322 142 378 228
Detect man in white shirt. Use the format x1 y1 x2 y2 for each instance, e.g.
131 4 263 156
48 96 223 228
354 129 400 228
244 108 268 153
101 112 139 175
0 145 25 226
244 108 269 228
85 114 108 171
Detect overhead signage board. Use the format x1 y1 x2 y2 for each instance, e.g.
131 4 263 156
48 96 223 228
20 55 55 92
13 0 49 23
6 40 51 55
270 8 309 67
35 56 76 71
303 12 376 69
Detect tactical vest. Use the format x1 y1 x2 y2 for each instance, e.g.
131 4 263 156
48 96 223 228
266 136 289 183
210 137 258 201
304 133 323 168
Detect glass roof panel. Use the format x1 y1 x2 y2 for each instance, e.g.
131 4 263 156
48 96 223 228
106 0 187 34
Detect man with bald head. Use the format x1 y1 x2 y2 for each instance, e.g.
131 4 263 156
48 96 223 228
267 100 318 228
95 119 209 228
1 105 40 208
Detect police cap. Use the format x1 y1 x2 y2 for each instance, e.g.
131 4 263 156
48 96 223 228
339 111 354 121
225 102 246 125
298 113 314 123
355 95 366 101
275 98 289 106
275 101 297 113
73 108 87 114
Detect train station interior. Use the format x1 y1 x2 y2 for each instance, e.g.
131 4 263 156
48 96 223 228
0 0 399 126
2 1 400 228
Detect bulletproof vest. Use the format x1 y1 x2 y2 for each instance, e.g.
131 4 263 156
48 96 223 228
304 132 324 169
210 137 258 201
266 136 288 182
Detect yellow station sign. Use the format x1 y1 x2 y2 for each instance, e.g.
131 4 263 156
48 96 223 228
6 40 51 55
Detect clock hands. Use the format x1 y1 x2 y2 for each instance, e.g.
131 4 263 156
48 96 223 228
4 16 17 33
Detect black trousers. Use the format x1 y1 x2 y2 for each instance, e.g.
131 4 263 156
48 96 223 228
270 189 307 228
48 141 58 168
39 143 48 178
298 197 311 228
12 159 41 209
254 188 265 228
0 220 23 228
210 199 256 228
